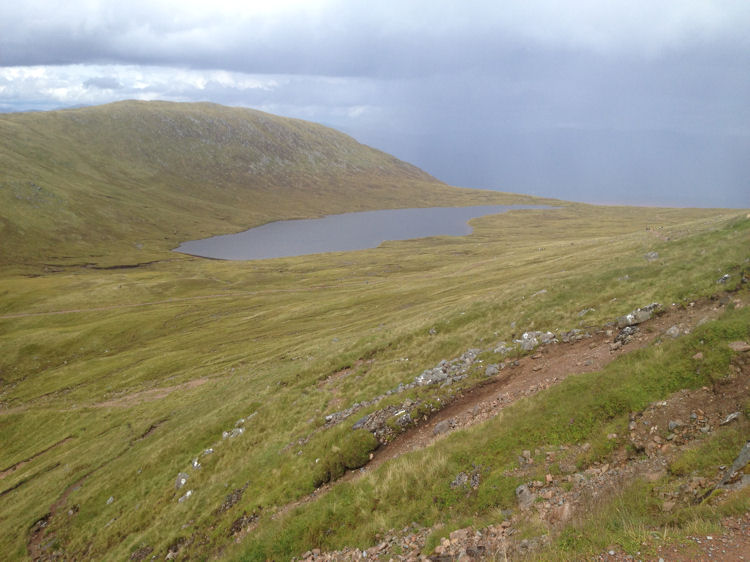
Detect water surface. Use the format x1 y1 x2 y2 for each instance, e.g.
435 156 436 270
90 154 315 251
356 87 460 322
175 205 541 260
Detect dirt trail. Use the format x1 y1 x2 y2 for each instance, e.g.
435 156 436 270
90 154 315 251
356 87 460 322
295 293 750 561
354 295 732 477
266 294 739 529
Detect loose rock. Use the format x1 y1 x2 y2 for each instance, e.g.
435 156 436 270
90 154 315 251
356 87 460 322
175 473 189 490
433 420 452 436
515 484 536 509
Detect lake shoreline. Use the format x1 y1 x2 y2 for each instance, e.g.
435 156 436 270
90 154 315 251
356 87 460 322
174 204 549 260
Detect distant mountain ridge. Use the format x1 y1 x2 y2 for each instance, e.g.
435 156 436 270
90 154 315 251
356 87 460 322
0 101 529 266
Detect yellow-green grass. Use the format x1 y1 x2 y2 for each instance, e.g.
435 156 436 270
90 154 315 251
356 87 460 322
232 303 750 560
0 204 748 560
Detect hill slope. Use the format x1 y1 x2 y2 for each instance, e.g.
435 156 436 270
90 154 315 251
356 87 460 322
0 101 524 266
0 204 746 561
1 101 746 562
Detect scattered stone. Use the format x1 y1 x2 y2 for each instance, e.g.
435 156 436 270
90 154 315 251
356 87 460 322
665 325 680 338
415 354 473 386
668 420 684 431
326 397 381 427
106 496 114 505
228 511 259 537
712 442 750 493
351 414 370 430
175 473 189 490
616 303 659 329
560 329 589 343
433 420 452 436
494 342 514 354
516 331 556 352
644 251 659 261
451 472 469 489
717 274 730 284
720 412 741 426
395 412 412 428
485 364 500 377
215 483 248 515
129 546 153 561
728 341 750 353
540 332 556 345
515 484 536 509
470 471 481 489
178 490 192 503
615 325 639 344
692 352 704 360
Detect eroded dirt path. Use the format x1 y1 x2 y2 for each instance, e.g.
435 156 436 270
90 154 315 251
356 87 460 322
355 295 733 477
296 295 750 561
263 294 742 537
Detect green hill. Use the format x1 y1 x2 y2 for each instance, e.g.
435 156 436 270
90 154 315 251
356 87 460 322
0 101 747 561
0 101 529 267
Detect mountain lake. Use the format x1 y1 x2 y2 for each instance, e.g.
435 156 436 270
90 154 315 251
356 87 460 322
174 205 546 260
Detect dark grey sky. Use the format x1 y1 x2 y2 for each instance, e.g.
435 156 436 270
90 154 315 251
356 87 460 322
1 1 748 207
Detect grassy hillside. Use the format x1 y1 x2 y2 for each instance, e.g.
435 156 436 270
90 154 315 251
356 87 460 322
1 202 747 560
0 101 748 561
0 101 537 267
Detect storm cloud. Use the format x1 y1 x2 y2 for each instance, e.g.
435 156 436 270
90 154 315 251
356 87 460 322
1 0 748 207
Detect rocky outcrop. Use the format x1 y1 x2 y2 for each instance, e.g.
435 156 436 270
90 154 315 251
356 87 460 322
616 303 660 329
323 302 662 447
716 442 750 491
515 331 556 352
415 349 479 386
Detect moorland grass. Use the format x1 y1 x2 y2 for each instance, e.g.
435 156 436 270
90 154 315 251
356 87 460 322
231 304 750 560
0 204 747 560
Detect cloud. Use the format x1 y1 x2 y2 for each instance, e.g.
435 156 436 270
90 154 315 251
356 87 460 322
83 76 122 90
0 65 280 112
2 1 749 75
